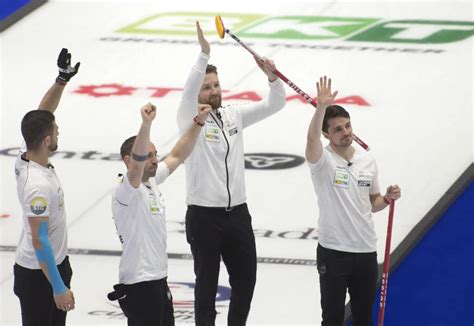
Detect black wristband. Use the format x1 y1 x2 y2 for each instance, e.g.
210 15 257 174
193 116 205 127
55 77 67 85
132 152 149 162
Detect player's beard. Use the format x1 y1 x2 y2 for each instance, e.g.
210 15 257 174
147 164 157 178
208 95 222 110
339 135 353 147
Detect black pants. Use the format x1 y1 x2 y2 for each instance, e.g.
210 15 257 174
118 278 174 326
317 244 378 326
13 256 73 326
185 203 257 326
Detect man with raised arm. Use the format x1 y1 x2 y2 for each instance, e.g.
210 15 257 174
14 48 80 326
306 76 401 326
111 103 211 326
177 22 286 326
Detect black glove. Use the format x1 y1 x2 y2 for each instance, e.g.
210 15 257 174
107 284 127 301
56 48 80 83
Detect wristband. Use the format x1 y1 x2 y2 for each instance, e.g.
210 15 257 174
383 195 390 205
193 116 205 127
132 152 149 162
55 77 67 85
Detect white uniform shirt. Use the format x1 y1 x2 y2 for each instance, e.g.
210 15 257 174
308 146 381 252
15 143 68 269
112 162 170 284
177 52 286 207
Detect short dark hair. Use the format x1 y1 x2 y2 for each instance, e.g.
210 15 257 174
322 105 350 133
21 110 55 151
206 64 217 75
120 135 137 159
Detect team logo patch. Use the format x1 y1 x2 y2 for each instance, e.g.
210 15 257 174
30 197 48 215
205 126 220 142
334 169 349 188
148 193 162 215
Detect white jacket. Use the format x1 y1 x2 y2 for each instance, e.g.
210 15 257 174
177 52 286 208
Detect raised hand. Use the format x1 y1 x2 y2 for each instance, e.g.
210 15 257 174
140 103 157 123
196 21 210 55
54 288 75 312
254 56 277 82
196 104 211 124
57 48 80 83
316 76 338 108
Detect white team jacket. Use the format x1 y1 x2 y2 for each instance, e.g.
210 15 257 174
177 52 286 208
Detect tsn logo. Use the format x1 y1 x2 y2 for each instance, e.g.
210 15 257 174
117 12 474 45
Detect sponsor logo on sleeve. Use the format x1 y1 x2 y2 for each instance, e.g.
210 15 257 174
30 197 48 215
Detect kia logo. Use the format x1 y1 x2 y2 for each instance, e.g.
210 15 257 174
244 153 305 170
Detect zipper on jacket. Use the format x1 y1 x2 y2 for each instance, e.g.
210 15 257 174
210 111 232 210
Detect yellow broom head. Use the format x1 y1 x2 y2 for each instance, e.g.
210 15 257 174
215 15 225 39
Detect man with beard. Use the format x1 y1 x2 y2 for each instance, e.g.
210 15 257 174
305 76 401 326
176 22 286 326
14 48 79 325
111 102 210 326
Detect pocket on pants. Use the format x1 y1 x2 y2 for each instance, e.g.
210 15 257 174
61 256 73 287
316 246 327 276
117 285 133 318
118 297 131 318
13 264 27 298
185 208 195 244
165 284 174 311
